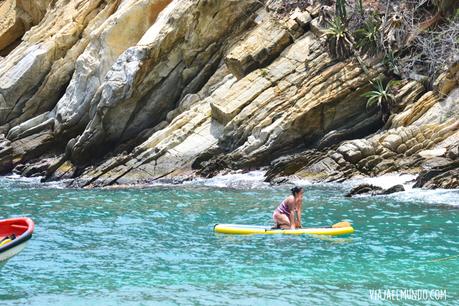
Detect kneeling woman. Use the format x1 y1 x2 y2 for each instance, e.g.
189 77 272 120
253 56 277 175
273 186 304 229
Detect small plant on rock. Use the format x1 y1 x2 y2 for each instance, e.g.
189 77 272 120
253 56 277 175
325 16 353 59
362 79 396 122
355 14 381 55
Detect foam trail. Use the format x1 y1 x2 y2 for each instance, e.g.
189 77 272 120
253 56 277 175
0 175 69 189
342 173 458 206
345 173 417 190
386 188 459 207
186 170 270 189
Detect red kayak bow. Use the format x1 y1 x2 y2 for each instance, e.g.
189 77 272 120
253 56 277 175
0 217 35 265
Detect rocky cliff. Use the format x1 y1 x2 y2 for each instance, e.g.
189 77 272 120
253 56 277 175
0 0 458 188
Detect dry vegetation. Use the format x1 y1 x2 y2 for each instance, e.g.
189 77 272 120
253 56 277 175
264 0 459 121
266 0 458 82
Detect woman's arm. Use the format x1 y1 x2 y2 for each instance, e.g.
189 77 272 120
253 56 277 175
296 199 302 228
288 197 296 229
289 212 296 230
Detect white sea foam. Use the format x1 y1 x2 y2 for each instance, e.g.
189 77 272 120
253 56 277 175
185 170 270 189
345 173 418 190
385 188 459 207
0 175 69 189
1 171 458 206
342 173 458 206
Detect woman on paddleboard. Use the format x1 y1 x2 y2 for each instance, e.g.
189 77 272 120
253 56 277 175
273 186 304 229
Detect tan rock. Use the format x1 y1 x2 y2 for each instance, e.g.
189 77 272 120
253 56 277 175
390 92 438 128
434 61 459 96
404 143 423 156
211 71 273 125
381 134 402 152
0 0 123 127
396 143 407 154
415 133 426 143
225 15 292 79
418 148 447 159
70 0 260 165
290 8 312 28
0 0 51 53
393 80 425 111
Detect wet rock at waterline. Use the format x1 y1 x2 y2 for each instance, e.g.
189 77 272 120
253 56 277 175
345 184 405 197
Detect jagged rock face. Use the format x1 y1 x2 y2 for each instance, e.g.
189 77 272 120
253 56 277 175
224 13 294 79
0 0 457 188
0 0 174 172
53 0 174 136
204 32 383 172
266 84 459 183
0 0 123 133
69 0 260 164
73 5 384 186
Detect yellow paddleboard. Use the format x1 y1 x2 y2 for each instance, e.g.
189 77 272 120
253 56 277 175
214 224 354 236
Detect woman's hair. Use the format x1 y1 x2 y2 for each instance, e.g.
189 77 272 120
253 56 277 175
291 186 303 196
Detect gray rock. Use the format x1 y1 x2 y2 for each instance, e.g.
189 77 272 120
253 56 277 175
345 184 405 197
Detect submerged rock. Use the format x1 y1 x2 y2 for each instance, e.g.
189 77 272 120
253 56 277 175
345 184 383 197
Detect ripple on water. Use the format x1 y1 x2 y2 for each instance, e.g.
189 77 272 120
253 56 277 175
0 176 458 305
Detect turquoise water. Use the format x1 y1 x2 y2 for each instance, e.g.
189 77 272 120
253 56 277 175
0 176 458 305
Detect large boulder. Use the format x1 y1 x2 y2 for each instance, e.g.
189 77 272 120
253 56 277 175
0 0 123 129
0 0 173 173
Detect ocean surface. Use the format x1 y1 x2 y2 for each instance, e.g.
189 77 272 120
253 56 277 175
0 173 458 305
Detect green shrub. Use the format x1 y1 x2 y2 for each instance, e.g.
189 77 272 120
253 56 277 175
355 14 381 55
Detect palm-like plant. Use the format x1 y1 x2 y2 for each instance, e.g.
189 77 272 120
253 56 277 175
362 79 396 122
355 15 381 55
325 16 353 59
